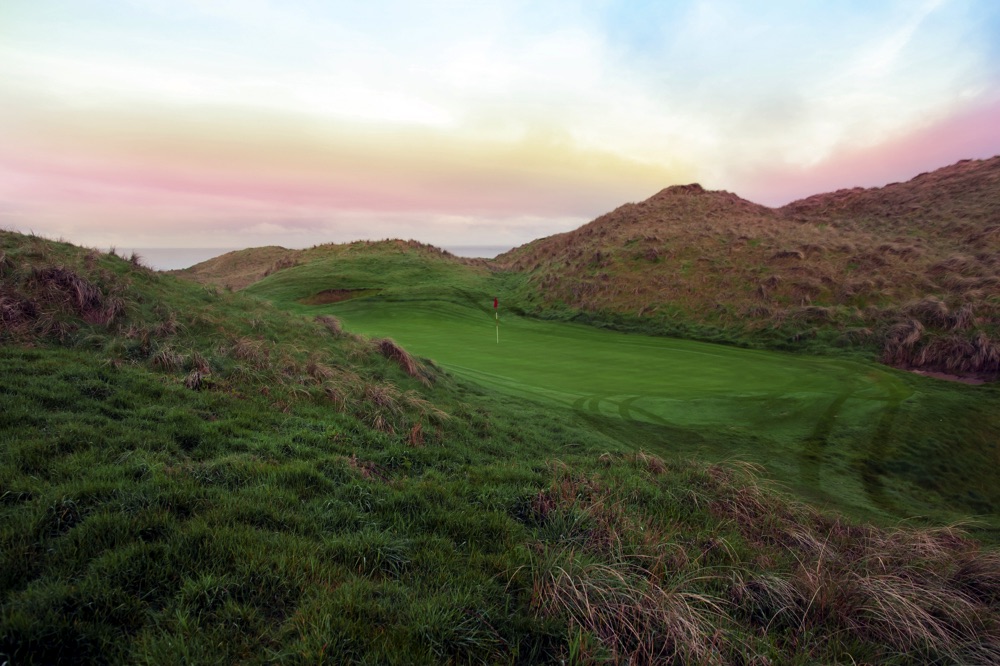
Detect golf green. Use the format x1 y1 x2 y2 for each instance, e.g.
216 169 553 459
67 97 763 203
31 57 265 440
329 298 916 515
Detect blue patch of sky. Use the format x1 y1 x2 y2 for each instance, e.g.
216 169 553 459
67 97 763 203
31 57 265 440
981 2 1000 81
596 0 685 58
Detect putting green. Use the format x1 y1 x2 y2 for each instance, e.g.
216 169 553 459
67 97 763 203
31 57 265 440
329 298 915 516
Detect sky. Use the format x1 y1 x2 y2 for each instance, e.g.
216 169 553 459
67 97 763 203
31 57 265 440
2 0 1000 253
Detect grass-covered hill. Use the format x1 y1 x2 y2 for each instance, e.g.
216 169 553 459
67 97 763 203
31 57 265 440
6 228 1000 664
235 240 1000 527
495 157 1000 380
169 239 482 294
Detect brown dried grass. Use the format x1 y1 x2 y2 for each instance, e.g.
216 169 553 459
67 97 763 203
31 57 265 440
127 251 148 270
341 453 387 482
262 256 299 277
150 346 185 372
374 337 424 380
966 224 1000 248
363 382 401 413
0 292 37 327
790 305 834 323
843 327 874 343
907 296 950 328
721 493 1000 663
30 266 103 313
188 351 211 374
888 329 1000 376
883 319 924 365
972 332 1000 373
314 314 343 336
522 547 727 665
228 337 271 369
632 450 668 476
771 249 805 261
184 370 205 390
950 303 976 331
32 314 77 341
305 356 337 382
929 254 979 276
407 422 424 447
323 384 351 411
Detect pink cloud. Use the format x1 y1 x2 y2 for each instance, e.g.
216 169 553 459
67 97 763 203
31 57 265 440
0 131 666 221
738 97 1000 206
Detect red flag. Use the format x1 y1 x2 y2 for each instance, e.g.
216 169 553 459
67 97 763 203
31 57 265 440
493 297 498 309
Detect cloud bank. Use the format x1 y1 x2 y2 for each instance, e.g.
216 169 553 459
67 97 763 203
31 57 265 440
1 0 998 249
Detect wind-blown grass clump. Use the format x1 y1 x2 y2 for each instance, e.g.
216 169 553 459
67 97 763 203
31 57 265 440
374 337 436 387
375 337 421 376
314 313 343 336
510 455 1000 665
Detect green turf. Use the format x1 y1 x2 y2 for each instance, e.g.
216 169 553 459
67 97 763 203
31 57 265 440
6 233 1000 664
247 244 1000 531
325 301 893 513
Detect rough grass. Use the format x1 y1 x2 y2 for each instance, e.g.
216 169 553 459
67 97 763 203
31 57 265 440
374 337 430 384
5 229 1000 664
492 157 1000 380
4 343 999 664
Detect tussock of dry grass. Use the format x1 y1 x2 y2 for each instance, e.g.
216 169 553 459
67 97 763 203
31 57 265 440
374 337 433 385
314 314 343 336
884 326 1000 376
952 303 976 331
30 266 102 312
0 291 37 326
706 466 1000 664
519 454 1000 664
907 296 951 328
183 369 205 390
149 346 185 372
227 336 271 369
883 319 924 363
517 458 735 663
524 549 725 665
305 356 337 382
340 453 388 481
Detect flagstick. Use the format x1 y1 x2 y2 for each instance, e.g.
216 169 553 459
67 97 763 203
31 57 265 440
495 310 499 344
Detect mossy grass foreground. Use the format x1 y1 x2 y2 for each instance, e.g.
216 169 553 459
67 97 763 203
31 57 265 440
3 230 1000 664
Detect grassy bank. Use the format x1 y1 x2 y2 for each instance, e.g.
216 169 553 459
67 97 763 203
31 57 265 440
4 231 1000 664
246 241 1000 533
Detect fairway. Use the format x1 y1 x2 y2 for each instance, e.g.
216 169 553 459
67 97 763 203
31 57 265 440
329 298 914 517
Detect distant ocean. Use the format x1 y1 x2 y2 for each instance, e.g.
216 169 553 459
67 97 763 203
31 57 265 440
121 248 241 271
443 245 512 259
126 245 514 271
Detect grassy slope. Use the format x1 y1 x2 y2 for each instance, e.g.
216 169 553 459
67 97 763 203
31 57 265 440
494 157 1000 379
6 230 1000 664
244 242 1000 533
165 246 299 291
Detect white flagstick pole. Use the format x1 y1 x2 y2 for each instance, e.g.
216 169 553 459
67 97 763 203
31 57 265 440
495 310 499 344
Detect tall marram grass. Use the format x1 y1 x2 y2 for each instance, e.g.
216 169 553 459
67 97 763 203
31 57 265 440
510 453 1000 665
